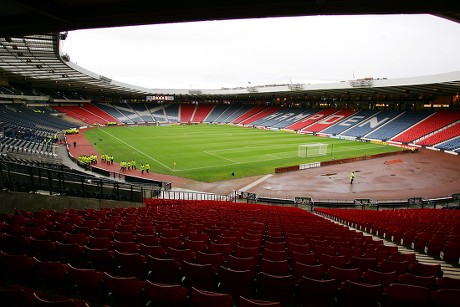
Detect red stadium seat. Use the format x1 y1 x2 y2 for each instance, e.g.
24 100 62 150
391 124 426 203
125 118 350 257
295 277 337 307
103 272 145 307
218 266 255 301
257 272 295 306
239 296 281 307
190 287 233 307
384 283 431 307
339 280 383 307
181 260 217 291
145 280 188 307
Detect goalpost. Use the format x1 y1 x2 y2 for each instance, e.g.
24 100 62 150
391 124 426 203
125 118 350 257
298 143 328 158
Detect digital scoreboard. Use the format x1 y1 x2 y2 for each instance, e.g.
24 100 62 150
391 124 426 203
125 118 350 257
146 95 175 101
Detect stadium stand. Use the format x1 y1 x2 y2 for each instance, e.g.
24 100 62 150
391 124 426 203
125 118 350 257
232 105 268 124
1 199 459 307
179 103 196 123
364 111 432 141
0 104 71 135
82 103 120 124
164 103 180 123
435 135 460 152
128 103 155 123
286 108 337 131
222 104 254 124
417 122 460 147
316 208 460 264
391 111 460 144
304 109 356 133
240 106 280 126
204 104 232 123
248 108 295 128
270 109 316 129
93 102 131 123
321 109 378 136
52 105 108 125
0 5 459 307
145 104 169 122
343 110 400 138
192 104 215 123
111 103 143 123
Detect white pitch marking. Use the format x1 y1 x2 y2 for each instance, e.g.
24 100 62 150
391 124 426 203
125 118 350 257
98 129 173 171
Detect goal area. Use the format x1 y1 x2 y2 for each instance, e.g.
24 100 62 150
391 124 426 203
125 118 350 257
298 143 328 158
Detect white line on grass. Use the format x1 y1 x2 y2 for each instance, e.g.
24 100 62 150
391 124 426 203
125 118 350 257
203 151 241 164
98 129 173 171
184 132 233 137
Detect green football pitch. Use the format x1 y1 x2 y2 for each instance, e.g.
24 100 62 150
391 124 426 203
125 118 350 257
83 124 404 182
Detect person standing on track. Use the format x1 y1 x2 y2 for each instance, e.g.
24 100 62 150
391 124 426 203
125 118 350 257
350 171 355 184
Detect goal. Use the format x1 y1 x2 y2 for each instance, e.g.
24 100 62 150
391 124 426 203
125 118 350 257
298 143 328 158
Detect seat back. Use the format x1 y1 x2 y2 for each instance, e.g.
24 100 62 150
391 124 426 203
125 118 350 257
145 280 188 307
296 277 337 307
385 283 431 307
190 287 233 307
239 296 281 307
182 261 217 291
219 266 254 300
257 272 294 305
339 280 382 307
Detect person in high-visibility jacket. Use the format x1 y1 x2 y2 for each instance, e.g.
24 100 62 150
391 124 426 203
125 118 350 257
145 163 150 173
350 171 355 184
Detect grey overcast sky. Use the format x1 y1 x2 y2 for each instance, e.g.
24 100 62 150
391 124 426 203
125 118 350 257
61 14 460 90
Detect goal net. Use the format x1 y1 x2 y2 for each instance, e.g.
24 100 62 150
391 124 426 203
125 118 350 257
298 143 328 158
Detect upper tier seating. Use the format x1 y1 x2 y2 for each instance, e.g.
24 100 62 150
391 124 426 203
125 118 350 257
321 109 379 136
52 105 108 125
239 106 280 126
179 104 196 123
204 104 232 123
286 108 337 131
221 105 254 124
163 103 180 123
94 102 133 123
111 103 143 123
232 106 268 124
252 108 306 128
417 122 460 147
128 103 155 123
392 111 460 144
434 135 460 152
365 111 431 141
343 110 400 138
303 109 356 133
192 104 215 123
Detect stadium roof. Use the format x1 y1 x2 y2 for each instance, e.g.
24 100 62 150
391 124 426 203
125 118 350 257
0 34 155 98
1 33 460 101
1 1 459 37
0 1 459 101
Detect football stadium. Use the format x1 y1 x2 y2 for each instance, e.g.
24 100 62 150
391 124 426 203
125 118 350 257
0 1 460 306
